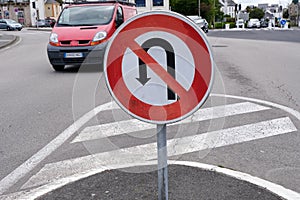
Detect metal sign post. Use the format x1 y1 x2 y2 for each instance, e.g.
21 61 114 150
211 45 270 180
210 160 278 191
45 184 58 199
157 124 168 200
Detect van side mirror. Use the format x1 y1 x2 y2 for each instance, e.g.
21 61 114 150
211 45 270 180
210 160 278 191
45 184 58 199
116 17 123 28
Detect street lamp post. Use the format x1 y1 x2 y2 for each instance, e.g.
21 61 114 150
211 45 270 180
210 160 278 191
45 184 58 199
198 0 200 16
213 0 216 26
297 2 299 27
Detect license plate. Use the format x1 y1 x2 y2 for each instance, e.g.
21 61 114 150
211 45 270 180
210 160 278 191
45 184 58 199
64 52 83 58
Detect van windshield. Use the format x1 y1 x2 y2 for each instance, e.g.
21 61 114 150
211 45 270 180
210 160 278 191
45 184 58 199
57 5 115 26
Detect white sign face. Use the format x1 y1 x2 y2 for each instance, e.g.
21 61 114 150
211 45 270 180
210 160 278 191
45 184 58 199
122 31 195 106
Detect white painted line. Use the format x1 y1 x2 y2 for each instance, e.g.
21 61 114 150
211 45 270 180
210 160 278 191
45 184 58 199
72 102 271 143
211 93 300 121
173 161 300 200
72 118 154 143
0 36 21 52
0 101 118 195
1 93 300 195
2 160 300 200
22 117 296 189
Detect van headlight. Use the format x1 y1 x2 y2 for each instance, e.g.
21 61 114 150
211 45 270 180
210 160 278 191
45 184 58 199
91 31 107 46
49 33 59 46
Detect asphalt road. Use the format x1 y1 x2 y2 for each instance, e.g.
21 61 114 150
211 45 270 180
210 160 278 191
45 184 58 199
0 30 82 185
208 29 300 111
207 28 300 43
0 29 299 198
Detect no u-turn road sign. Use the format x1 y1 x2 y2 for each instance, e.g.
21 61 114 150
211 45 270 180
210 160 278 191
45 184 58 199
104 11 214 124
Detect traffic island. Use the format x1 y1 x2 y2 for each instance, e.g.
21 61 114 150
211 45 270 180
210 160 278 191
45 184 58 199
0 34 18 49
37 164 285 200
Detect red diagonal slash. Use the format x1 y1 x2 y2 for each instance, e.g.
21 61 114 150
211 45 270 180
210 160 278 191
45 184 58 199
127 40 188 98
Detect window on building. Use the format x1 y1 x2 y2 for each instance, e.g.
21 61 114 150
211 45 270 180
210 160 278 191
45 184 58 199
135 0 146 7
153 0 164 6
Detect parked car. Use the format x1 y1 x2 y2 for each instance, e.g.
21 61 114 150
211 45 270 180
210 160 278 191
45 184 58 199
236 19 244 28
187 15 209 33
0 19 22 31
37 19 46 27
247 18 260 28
45 18 56 27
47 1 137 71
260 20 268 28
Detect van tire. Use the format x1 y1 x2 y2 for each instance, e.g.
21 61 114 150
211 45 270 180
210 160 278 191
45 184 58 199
52 65 65 71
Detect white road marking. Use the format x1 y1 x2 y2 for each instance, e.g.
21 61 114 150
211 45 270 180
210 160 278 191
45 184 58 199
212 94 300 121
0 101 119 195
72 102 270 143
22 117 297 189
0 36 21 52
2 160 300 200
1 93 300 195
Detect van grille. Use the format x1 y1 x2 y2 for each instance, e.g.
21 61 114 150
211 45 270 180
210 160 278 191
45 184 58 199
78 40 90 45
60 40 91 46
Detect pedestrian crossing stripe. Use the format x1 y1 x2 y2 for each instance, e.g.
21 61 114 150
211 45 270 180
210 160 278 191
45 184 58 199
72 102 270 143
22 116 296 189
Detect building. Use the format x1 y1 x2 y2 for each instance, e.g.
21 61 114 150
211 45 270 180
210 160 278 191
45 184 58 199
44 0 61 19
135 0 169 13
1 0 169 26
258 3 268 11
220 0 237 18
289 2 299 26
0 0 61 26
0 0 31 26
237 11 249 22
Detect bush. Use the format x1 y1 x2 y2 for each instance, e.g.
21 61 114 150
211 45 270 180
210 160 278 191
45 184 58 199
213 22 236 29
214 22 224 29
228 22 235 28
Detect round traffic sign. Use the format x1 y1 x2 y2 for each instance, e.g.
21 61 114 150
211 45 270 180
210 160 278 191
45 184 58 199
281 19 287 25
104 11 214 124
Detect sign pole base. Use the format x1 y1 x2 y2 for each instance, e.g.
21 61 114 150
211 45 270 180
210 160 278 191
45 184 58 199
157 124 168 200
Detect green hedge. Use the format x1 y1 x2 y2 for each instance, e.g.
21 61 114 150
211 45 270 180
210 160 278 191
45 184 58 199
214 22 236 29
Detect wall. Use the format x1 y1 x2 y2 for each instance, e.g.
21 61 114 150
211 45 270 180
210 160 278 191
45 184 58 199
135 0 169 13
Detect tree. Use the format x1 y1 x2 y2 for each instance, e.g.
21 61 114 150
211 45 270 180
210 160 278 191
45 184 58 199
245 6 252 13
283 8 289 18
170 0 198 16
170 0 224 25
249 7 264 19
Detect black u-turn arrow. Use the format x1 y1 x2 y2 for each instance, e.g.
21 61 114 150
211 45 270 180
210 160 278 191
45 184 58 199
137 38 176 100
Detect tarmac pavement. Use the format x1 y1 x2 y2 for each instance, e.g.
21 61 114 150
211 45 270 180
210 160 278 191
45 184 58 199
0 33 18 49
1 28 299 200
35 163 287 200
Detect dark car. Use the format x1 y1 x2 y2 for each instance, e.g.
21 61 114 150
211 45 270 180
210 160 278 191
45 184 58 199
187 15 209 33
260 20 268 28
0 19 22 31
45 18 56 27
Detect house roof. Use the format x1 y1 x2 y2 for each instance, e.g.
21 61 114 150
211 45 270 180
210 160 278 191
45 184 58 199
219 0 237 6
227 0 237 6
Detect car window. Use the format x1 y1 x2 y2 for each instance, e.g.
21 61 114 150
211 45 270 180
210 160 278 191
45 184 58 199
6 19 17 24
58 5 115 26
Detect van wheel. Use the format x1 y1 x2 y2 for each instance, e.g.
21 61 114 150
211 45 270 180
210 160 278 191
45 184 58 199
52 65 65 71
7 27 11 31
